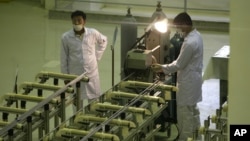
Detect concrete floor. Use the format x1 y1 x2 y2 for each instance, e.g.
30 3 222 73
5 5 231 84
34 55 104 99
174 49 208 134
0 0 229 140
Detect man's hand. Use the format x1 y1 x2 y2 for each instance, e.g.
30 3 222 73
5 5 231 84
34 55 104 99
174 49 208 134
151 63 163 72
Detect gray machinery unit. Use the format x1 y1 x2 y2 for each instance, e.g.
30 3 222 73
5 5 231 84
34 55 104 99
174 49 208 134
122 2 170 83
121 8 138 80
122 1 179 133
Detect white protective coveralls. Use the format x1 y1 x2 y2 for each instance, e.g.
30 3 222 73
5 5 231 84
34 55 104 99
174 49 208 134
61 27 107 101
161 29 203 141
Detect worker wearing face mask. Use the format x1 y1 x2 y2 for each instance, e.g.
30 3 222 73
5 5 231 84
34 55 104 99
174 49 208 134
151 12 203 141
60 10 108 110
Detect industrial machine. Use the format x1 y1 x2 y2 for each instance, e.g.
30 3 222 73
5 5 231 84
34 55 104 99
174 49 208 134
120 2 179 136
0 2 182 141
0 71 177 141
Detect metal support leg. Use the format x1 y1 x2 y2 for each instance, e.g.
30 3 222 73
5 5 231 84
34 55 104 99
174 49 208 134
76 82 82 112
53 78 60 128
2 113 8 122
21 90 30 109
21 100 26 109
27 116 32 141
53 78 58 86
38 88 43 139
60 93 66 122
170 91 177 123
44 104 50 135
38 89 43 97
204 118 210 141
8 129 14 141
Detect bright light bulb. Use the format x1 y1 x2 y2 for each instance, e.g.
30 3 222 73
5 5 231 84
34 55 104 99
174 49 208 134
154 19 168 33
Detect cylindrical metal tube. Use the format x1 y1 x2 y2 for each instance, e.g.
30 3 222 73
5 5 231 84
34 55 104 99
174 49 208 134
0 121 23 129
19 82 74 93
90 102 151 115
206 129 223 134
0 106 41 117
106 91 165 104
119 81 177 91
36 71 89 82
74 115 136 128
56 128 120 141
4 93 58 104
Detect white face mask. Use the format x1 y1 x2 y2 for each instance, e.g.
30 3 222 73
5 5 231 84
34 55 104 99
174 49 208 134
73 24 83 31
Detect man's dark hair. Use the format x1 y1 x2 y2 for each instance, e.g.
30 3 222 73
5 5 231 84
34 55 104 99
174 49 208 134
71 10 86 20
173 12 192 26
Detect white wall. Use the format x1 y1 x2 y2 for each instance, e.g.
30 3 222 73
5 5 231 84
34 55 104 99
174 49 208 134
72 0 104 11
44 0 55 9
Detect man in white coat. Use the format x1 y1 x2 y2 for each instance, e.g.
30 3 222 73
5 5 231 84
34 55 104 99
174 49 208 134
60 10 107 110
151 12 203 141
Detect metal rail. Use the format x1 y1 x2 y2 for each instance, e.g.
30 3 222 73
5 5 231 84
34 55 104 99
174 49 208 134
0 72 87 136
80 79 161 141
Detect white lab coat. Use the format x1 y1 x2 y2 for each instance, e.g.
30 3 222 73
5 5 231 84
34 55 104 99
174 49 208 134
162 29 203 106
61 27 107 99
162 29 203 141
